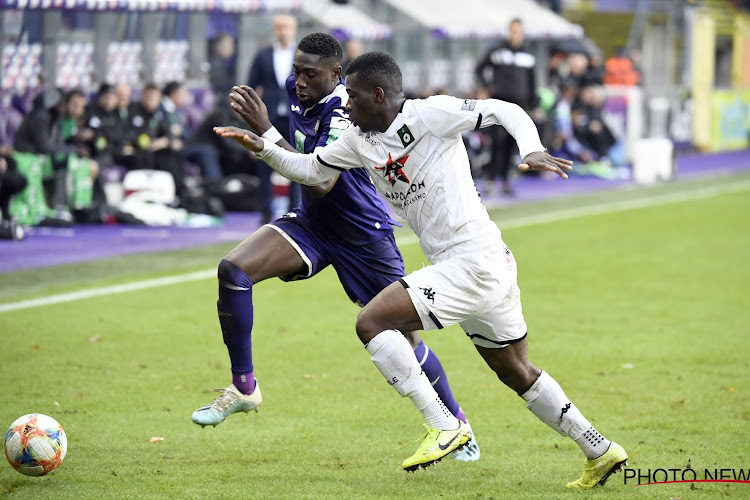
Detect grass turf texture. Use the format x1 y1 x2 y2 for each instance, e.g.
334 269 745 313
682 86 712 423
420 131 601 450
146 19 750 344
1 174 749 499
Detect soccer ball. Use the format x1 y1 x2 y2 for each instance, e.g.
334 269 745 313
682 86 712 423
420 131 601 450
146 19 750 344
4 414 67 476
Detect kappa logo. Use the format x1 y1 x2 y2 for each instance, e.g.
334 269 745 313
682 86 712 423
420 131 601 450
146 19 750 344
397 124 414 147
419 287 436 303
461 99 476 111
291 104 301 113
559 403 571 422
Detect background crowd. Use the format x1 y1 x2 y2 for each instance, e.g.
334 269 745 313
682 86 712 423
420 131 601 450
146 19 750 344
0 10 643 237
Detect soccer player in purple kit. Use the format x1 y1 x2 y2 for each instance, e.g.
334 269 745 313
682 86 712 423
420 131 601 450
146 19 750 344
191 33 479 462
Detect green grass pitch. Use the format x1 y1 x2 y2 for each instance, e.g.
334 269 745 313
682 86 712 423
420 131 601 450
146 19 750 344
1 173 749 499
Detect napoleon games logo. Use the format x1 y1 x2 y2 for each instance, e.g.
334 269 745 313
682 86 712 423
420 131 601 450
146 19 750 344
623 466 750 486
375 152 410 187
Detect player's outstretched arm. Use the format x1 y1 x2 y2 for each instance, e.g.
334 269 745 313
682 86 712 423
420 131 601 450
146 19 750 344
214 126 264 152
230 85 338 197
214 126 338 186
518 152 573 179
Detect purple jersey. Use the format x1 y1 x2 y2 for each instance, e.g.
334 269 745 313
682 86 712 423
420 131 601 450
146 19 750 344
286 75 397 246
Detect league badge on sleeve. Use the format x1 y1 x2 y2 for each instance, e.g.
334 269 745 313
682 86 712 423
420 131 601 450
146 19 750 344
461 99 476 111
397 125 414 147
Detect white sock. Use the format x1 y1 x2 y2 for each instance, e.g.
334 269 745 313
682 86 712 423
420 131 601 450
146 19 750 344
366 330 458 431
522 371 610 459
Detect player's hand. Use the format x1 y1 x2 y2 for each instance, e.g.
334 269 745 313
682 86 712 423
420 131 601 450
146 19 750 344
214 126 264 152
229 85 273 135
518 151 573 179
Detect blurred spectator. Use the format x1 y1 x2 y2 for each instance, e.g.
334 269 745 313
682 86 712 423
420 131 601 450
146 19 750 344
0 94 23 156
126 83 186 195
86 83 127 168
209 33 237 95
115 83 132 123
547 50 568 94
341 39 364 74
186 99 254 182
583 53 605 86
551 82 597 163
565 52 591 89
160 81 189 149
475 18 540 195
603 47 640 86
60 89 90 149
13 88 66 158
572 84 625 165
13 88 98 212
247 14 299 222
0 154 27 228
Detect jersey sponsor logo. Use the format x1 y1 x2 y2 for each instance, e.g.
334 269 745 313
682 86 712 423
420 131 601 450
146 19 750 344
383 180 426 209
375 152 410 187
397 124 414 147
461 99 476 111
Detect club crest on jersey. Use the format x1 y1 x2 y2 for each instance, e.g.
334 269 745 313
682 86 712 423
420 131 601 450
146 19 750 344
397 124 414 147
375 152 410 187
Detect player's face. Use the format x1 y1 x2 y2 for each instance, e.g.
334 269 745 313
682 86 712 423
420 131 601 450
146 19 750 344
344 73 380 133
293 51 341 109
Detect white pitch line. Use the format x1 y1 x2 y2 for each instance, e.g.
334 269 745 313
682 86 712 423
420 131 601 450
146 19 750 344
0 270 215 313
1 180 749 314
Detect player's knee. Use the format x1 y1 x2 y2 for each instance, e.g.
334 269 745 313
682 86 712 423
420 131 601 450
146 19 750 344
217 258 252 289
355 308 380 345
493 361 539 395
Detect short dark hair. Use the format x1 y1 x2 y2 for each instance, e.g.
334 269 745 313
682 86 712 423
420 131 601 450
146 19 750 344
162 81 182 97
297 32 343 65
64 88 85 103
344 51 402 94
143 83 160 93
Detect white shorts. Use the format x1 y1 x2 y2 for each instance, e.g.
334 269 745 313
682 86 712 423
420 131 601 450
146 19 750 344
401 244 527 349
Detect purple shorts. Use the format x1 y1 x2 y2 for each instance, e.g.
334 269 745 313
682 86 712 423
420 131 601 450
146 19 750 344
266 212 405 305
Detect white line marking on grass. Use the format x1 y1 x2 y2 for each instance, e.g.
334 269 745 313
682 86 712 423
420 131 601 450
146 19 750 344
0 270 215 313
2 180 749 314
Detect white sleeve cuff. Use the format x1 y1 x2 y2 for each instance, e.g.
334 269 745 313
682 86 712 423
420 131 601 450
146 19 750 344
256 138 277 159
261 126 284 144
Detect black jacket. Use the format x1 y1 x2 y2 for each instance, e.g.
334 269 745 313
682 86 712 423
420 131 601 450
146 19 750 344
475 41 539 111
247 45 293 124
13 107 61 155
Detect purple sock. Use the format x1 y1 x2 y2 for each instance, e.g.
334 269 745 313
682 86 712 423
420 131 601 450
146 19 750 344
232 372 256 395
217 259 256 394
413 340 463 421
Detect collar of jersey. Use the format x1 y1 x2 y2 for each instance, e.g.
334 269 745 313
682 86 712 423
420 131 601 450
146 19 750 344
302 81 347 117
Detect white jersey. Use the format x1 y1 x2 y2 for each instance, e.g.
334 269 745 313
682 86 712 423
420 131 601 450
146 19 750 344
257 95 545 263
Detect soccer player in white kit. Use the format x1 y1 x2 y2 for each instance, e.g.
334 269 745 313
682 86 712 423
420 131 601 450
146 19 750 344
215 51 628 489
